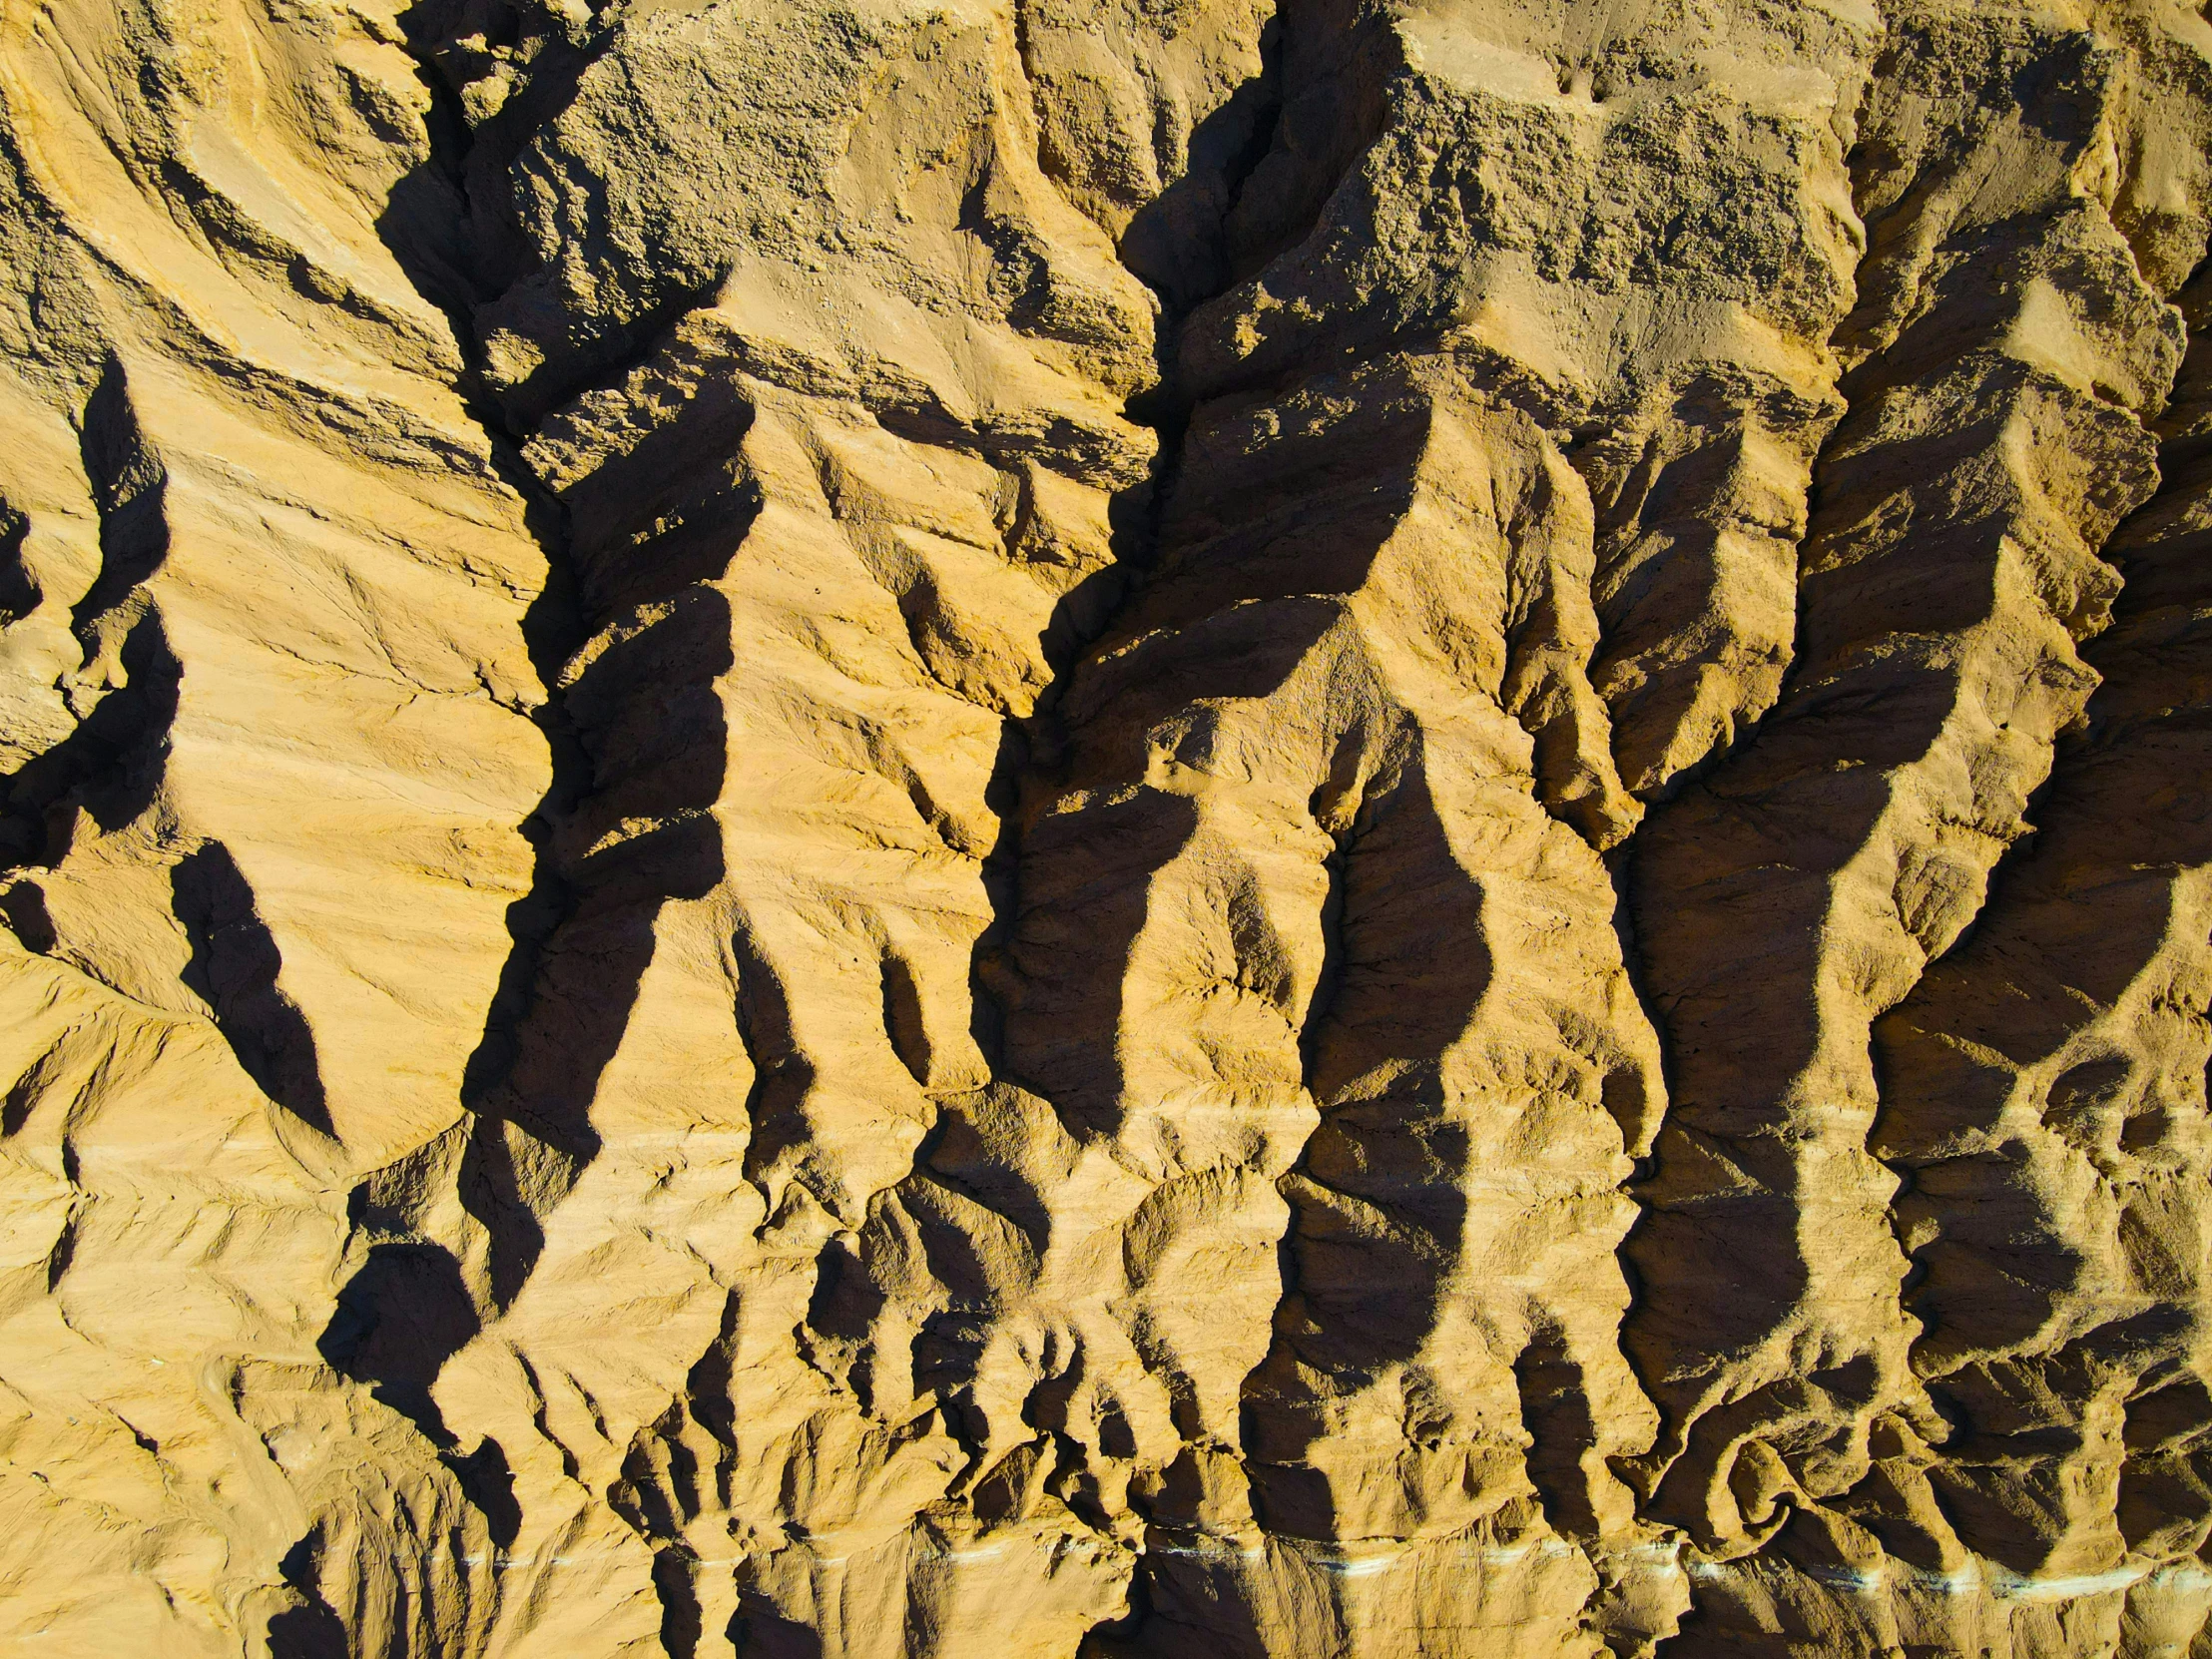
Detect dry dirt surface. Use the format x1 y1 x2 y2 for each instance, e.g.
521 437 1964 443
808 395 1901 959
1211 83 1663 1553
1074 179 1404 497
3 0 2212 1654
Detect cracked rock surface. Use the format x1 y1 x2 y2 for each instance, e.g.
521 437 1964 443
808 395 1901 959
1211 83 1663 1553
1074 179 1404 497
3 0 2212 1654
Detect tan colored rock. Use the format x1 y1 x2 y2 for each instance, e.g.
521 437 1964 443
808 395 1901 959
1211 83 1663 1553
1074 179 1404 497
3 0 2212 1655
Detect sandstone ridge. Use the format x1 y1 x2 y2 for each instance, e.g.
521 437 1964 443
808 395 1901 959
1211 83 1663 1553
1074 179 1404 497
3 0 2212 1655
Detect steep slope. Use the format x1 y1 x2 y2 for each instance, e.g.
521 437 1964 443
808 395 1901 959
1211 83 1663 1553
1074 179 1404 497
0 0 2210 1656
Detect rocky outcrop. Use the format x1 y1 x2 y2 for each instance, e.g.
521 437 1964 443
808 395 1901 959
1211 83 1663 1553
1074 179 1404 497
2 0 2211 1655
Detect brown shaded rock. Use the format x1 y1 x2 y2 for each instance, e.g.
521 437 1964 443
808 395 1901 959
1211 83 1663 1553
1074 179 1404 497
4 0 2212 1655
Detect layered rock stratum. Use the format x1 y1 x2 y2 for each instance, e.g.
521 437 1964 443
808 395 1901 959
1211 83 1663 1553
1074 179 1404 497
4 0 2212 1654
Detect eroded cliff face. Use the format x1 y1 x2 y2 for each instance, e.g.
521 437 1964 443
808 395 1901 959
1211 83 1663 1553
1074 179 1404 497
3 0 2212 1654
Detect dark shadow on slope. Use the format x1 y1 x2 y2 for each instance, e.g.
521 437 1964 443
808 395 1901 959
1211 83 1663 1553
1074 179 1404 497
0 609 181 870
0 500 36 625
1515 1324 1606 1543
468 372 751 1296
966 0 1300 1086
310 5 744 1625
1852 250 2212 1575
315 413 737 1461
730 1593 827 1659
1615 68 2168 1553
266 1524 349 1659
74 353 171 619
814 3 1312 1510
1084 1544 1276 1659
2 357 180 869
458 568 734 1308
1241 756 1489 1535
172 841 333 1136
1117 12 1285 316
608 1297 744 1641
378 0 619 400
729 910 822 1207
318 1241 481 1435
994 787 1202 1137
384 0 742 432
